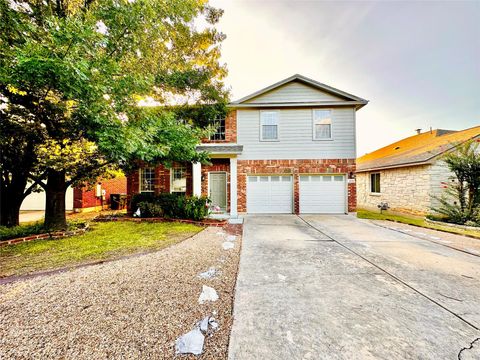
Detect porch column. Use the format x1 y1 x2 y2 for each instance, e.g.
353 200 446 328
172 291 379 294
230 157 238 217
192 162 201 197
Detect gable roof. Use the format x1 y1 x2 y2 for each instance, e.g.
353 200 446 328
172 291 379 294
229 74 368 109
357 126 480 172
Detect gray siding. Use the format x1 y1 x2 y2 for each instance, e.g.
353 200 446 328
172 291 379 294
237 107 356 160
245 81 342 104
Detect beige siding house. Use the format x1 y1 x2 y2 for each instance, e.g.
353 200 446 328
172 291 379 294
356 126 480 216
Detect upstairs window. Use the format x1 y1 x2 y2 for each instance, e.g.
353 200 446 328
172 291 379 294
370 173 381 193
313 110 332 140
210 117 226 141
260 111 279 141
171 166 187 193
140 168 155 193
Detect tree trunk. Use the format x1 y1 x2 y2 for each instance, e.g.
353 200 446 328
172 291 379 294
0 176 28 227
0 190 23 227
44 169 67 230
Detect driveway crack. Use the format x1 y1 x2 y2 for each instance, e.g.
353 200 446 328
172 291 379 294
438 293 464 302
458 337 480 359
297 215 479 331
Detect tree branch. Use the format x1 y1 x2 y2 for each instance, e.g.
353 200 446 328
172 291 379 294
65 160 115 187
24 172 48 199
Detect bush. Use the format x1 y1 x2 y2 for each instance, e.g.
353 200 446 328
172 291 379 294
183 196 211 221
137 201 164 218
0 220 87 241
431 139 480 225
130 193 210 221
130 193 156 214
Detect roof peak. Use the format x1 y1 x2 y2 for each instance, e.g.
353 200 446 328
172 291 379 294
231 74 368 108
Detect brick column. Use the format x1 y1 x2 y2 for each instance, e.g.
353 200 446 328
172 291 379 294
230 157 238 218
293 172 300 214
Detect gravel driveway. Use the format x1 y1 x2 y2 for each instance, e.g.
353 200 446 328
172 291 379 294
0 226 241 359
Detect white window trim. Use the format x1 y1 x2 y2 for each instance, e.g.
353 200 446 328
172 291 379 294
312 109 333 141
139 167 155 193
370 172 381 194
170 166 187 193
259 110 280 142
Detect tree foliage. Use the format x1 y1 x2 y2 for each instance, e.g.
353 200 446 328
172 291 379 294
432 139 480 225
0 0 228 228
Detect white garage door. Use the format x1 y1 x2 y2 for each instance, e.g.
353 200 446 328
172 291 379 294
247 175 292 213
299 175 346 214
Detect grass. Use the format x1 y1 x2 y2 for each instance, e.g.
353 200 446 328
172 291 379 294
0 221 202 278
357 209 480 239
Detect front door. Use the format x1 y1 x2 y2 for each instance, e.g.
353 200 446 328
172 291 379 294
209 172 227 211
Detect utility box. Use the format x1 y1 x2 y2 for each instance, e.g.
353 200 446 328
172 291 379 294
95 184 102 197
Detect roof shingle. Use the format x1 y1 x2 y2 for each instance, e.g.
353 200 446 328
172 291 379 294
357 126 480 172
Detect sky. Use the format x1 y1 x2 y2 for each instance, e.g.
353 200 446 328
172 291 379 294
209 0 480 156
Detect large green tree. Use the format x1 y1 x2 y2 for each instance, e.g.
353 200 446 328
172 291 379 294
0 0 228 228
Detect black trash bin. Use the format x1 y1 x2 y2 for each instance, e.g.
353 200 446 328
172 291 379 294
111 194 128 210
110 194 121 210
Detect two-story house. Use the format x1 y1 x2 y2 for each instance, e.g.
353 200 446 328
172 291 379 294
127 74 368 217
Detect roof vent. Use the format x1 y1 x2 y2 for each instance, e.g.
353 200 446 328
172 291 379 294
415 128 422 134
394 146 400 150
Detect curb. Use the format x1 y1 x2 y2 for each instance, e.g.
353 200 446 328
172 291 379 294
93 216 227 227
0 225 89 248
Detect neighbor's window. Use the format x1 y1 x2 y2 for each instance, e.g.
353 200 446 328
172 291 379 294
140 168 155 193
370 173 381 193
171 166 187 193
313 110 332 140
210 117 226 141
260 111 279 141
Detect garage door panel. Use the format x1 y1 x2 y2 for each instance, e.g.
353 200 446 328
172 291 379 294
247 175 292 213
300 175 346 214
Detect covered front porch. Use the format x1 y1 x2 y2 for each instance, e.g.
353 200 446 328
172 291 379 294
194 143 243 219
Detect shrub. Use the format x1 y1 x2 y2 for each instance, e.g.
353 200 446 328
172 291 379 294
131 193 210 220
431 140 480 225
130 193 156 213
137 201 164 218
183 196 210 221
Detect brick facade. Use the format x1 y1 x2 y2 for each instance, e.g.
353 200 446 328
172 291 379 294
127 160 232 211
74 176 127 210
127 158 356 214
202 110 237 143
126 162 194 205
237 159 356 214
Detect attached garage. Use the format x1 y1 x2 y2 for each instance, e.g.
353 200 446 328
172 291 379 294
299 175 346 214
247 175 293 213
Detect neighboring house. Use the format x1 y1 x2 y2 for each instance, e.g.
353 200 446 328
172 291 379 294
21 185 74 212
356 126 480 216
73 176 127 212
127 74 368 216
21 176 127 212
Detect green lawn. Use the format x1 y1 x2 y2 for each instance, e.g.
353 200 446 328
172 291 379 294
356 209 480 239
0 221 202 278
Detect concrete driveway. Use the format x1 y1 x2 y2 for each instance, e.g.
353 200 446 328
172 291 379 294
229 215 480 360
